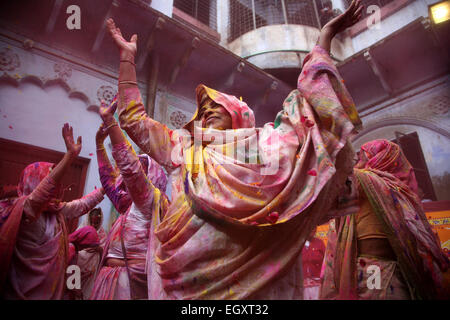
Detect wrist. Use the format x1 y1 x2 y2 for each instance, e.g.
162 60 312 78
321 26 335 39
102 116 117 127
119 51 135 62
65 151 78 161
96 137 106 145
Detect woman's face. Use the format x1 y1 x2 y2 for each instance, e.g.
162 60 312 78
197 96 232 130
90 210 102 229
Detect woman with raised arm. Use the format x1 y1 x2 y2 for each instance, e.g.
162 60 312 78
320 140 449 299
0 124 105 300
96 121 132 215
90 100 169 300
106 0 363 299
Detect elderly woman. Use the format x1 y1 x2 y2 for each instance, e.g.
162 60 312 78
106 0 363 299
0 124 105 299
74 208 107 300
90 101 169 300
320 140 449 299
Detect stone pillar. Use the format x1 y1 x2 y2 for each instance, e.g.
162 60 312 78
217 0 230 46
150 0 174 17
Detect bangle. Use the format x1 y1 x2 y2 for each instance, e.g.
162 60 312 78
96 146 105 151
119 80 138 86
120 59 136 66
105 122 118 131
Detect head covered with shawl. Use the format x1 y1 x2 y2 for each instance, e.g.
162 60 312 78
355 139 419 193
0 162 69 294
321 139 449 299
18 162 54 197
183 84 255 133
68 225 100 264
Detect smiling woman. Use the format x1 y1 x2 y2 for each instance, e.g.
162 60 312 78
196 95 233 131
104 1 364 300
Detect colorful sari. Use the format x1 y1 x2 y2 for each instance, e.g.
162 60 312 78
0 162 104 299
76 209 106 299
320 140 449 299
118 45 361 299
91 144 169 300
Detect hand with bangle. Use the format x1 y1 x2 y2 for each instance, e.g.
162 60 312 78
99 99 118 130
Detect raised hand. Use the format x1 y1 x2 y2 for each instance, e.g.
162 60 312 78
99 99 118 125
106 18 137 60
62 123 82 157
322 0 363 36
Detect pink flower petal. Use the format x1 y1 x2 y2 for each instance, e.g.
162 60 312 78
300 115 307 123
266 211 279 224
305 119 314 128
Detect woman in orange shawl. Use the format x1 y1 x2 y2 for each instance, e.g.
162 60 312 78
106 1 364 299
320 140 449 299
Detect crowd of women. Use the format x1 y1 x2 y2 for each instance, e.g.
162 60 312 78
0 0 448 300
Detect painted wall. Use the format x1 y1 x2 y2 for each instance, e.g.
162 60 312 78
353 75 450 200
0 36 200 230
0 39 121 230
351 0 437 52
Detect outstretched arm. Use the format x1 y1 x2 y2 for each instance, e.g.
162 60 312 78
99 100 156 215
23 124 82 222
58 188 105 220
96 123 132 214
106 18 176 170
317 0 363 53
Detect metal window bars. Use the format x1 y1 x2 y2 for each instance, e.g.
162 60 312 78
228 0 322 42
173 0 218 30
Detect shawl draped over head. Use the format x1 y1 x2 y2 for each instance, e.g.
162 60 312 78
320 139 449 299
18 162 54 196
120 45 362 299
0 162 69 297
183 85 256 131
68 226 100 264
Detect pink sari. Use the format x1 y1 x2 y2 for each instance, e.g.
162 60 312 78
90 146 169 300
0 162 104 299
118 45 361 299
320 140 449 299
0 163 68 299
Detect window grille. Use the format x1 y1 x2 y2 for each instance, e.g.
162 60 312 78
229 0 321 42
